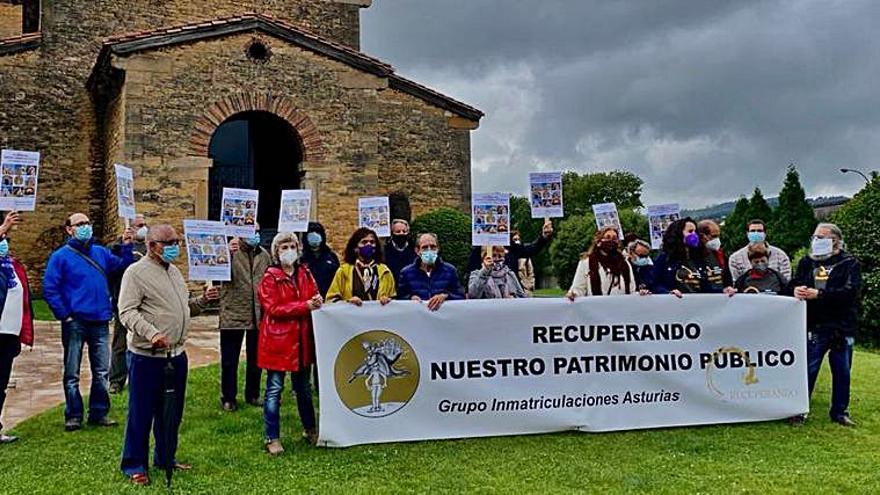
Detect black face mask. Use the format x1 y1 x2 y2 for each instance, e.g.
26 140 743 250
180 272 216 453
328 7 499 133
392 234 409 247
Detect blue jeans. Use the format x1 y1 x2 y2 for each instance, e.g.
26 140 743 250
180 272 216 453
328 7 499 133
807 331 854 419
264 369 315 440
121 352 188 476
61 319 111 421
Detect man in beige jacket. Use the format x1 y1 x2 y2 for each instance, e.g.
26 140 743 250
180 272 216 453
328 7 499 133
117 224 219 486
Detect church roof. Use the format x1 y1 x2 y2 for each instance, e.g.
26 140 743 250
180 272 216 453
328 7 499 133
91 13 483 122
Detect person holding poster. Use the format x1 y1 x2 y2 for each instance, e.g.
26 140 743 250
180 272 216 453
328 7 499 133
43 213 135 431
790 223 861 427
118 225 219 485
397 233 464 310
257 233 322 453
217 224 271 412
468 245 526 299
650 217 735 297
566 227 636 299
326 228 395 306
0 212 34 445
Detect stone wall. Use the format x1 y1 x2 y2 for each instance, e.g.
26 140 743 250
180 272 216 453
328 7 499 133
0 3 22 38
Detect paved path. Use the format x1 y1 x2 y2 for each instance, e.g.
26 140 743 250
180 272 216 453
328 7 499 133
2 316 221 430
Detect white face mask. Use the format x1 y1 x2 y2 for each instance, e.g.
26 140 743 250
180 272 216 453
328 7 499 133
135 226 148 241
810 237 833 259
280 249 299 266
705 238 722 251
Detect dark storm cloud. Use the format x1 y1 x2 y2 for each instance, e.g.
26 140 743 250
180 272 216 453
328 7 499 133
362 0 880 208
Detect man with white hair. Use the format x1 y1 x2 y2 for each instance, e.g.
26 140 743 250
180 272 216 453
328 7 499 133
790 223 861 427
117 224 219 485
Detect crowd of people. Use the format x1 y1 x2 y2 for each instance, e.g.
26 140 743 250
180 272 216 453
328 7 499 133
0 210 863 486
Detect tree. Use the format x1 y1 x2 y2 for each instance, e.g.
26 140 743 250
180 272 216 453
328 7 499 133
411 208 471 281
562 170 643 217
831 177 880 346
720 196 750 255
771 165 817 256
747 187 773 226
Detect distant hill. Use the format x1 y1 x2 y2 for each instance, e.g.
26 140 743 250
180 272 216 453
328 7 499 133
683 196 849 220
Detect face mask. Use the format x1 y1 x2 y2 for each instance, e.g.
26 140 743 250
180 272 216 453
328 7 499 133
306 232 322 248
751 261 769 272
245 234 261 247
599 239 619 252
420 249 438 265
392 234 409 247
512 239 522 246
161 245 180 263
633 256 652 267
705 238 722 251
810 237 833 259
684 232 700 248
280 249 299 266
135 226 148 242
0 239 9 257
74 224 93 242
492 260 505 271
358 244 376 259
747 232 766 244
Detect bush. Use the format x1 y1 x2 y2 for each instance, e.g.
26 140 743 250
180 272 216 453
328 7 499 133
831 178 880 346
549 209 647 291
411 208 472 280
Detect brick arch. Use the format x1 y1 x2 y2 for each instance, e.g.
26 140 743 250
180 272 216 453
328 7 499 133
188 92 325 162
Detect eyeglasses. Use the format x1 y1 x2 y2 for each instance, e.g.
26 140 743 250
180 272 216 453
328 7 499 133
155 239 180 246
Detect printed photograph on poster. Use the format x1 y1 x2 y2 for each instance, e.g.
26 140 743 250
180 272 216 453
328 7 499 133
278 189 312 233
472 192 510 246
114 164 136 220
221 187 259 237
358 196 391 237
592 202 624 239
184 219 231 282
0 149 40 211
647 203 681 250
528 171 564 218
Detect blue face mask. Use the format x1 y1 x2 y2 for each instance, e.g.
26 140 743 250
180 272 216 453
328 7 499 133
420 249 438 265
0 239 9 257
74 224 93 242
306 232 322 248
161 245 180 263
245 234 261 247
633 256 652 267
747 232 766 244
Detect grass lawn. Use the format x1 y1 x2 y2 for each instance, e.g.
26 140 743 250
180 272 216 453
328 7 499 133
534 287 565 297
32 299 55 321
1 354 878 494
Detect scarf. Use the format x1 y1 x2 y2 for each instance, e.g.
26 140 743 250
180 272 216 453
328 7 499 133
352 260 379 300
588 250 631 295
485 266 512 298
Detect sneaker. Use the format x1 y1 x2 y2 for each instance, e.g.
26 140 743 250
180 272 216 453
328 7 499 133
832 415 856 427
266 439 284 456
787 414 806 426
88 416 118 427
108 383 123 394
222 401 237 412
302 428 318 445
0 434 18 444
65 418 82 431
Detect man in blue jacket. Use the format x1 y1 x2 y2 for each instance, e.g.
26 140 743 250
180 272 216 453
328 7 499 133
397 233 464 311
43 212 135 431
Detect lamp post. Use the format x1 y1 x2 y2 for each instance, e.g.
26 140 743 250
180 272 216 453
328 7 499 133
839 168 870 184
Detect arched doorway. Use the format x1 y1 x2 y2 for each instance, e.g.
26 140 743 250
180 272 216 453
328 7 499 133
208 111 304 243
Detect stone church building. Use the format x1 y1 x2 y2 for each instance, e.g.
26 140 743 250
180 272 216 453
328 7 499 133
0 0 482 285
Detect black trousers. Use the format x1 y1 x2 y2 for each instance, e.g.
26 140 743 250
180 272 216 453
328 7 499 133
219 329 261 404
0 334 20 432
109 318 128 388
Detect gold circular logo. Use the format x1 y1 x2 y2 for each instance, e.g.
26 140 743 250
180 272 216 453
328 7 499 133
333 330 420 418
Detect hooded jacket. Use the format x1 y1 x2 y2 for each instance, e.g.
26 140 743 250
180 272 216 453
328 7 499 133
301 222 340 298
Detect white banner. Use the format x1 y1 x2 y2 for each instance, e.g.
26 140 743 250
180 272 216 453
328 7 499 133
0 149 40 211
314 295 808 447
114 164 136 220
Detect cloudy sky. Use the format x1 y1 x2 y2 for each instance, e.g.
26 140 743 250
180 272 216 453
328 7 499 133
361 0 879 209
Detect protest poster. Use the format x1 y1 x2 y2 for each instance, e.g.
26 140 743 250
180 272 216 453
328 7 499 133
358 196 391 237
0 149 40 211
221 187 258 238
183 219 231 282
647 203 682 249
592 202 624 240
528 172 564 218
472 192 511 246
114 164 136 220
278 189 312 233
314 295 808 447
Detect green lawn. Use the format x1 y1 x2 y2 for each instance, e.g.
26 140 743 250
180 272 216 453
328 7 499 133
534 287 565 297
32 299 55 321
1 354 879 494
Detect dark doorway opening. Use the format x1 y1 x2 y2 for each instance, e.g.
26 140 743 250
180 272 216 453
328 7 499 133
208 111 303 244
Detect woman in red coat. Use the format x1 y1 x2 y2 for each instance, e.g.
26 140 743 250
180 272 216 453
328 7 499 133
257 232 323 455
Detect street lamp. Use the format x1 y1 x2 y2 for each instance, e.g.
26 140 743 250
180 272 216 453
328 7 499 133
840 168 870 184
